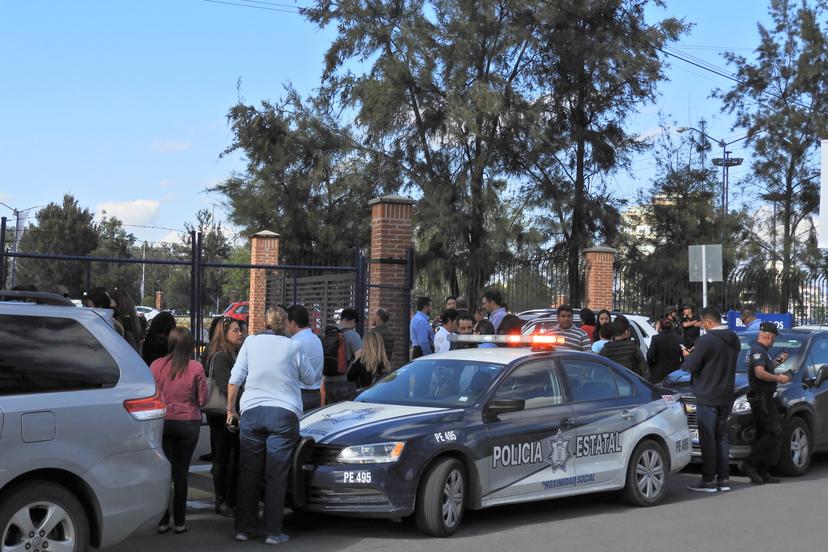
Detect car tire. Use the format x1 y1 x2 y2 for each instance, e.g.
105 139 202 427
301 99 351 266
777 417 811 476
0 481 90 552
623 440 668 507
415 457 466 537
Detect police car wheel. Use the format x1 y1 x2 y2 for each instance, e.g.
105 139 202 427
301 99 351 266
777 417 811 476
623 440 668 507
415 457 466 537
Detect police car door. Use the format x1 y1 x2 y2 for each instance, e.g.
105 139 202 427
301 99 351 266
483 359 577 503
559 357 638 487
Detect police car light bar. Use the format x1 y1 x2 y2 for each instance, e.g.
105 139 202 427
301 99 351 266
447 334 566 345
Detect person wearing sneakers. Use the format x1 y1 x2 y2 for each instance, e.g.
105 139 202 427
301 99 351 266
226 328 317 545
680 307 741 493
741 322 791 485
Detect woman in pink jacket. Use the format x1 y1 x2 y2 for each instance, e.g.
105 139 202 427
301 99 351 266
150 327 208 534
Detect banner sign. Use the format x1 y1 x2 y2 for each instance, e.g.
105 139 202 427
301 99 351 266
727 311 795 331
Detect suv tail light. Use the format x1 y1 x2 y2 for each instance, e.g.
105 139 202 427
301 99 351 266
124 390 166 421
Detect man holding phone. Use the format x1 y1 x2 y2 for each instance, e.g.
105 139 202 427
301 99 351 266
741 322 791 484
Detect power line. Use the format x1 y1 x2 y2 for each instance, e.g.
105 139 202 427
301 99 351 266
202 0 301 14
238 0 310 9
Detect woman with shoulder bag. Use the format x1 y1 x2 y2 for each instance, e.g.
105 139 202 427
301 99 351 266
150 327 208 534
204 317 244 516
347 332 390 393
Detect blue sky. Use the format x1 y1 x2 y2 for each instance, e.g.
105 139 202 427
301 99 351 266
0 0 773 246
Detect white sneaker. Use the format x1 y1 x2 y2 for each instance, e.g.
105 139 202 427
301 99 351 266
235 532 250 542
265 534 290 545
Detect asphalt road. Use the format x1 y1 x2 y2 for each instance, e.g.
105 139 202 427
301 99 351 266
109 441 828 552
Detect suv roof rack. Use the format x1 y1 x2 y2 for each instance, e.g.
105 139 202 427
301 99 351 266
0 290 76 306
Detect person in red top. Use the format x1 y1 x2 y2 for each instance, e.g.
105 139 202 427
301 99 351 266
579 308 597 343
150 327 208 534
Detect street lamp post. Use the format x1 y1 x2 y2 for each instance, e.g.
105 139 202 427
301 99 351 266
677 128 750 309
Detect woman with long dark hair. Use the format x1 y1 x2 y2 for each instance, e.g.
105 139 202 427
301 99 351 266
142 311 176 366
205 317 244 516
593 308 612 342
111 288 142 352
151 327 208 534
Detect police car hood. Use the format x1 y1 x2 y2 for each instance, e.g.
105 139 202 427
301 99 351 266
661 370 750 396
300 401 460 445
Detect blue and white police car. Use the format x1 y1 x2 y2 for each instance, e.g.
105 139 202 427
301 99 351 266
293 335 691 537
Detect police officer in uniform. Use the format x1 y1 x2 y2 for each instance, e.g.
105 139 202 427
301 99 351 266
741 322 790 484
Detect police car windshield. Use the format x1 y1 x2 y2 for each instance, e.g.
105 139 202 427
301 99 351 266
736 332 804 373
355 359 505 408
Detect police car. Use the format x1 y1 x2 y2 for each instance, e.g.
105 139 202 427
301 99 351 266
294 335 691 537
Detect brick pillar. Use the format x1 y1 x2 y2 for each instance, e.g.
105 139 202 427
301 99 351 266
369 196 415 368
248 230 281 335
583 246 616 311
155 291 165 311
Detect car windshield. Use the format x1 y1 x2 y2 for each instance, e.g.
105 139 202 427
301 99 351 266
736 332 805 373
355 359 505 408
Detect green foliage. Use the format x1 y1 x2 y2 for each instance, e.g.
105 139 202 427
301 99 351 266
718 0 828 310
618 119 750 314
212 90 379 266
15 195 99 296
90 217 140 298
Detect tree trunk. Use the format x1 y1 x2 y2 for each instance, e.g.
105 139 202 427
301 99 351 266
780 176 794 313
568 132 585 308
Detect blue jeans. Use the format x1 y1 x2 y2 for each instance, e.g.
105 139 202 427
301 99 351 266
235 406 299 535
696 403 732 482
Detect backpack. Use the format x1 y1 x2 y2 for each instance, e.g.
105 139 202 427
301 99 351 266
321 325 347 376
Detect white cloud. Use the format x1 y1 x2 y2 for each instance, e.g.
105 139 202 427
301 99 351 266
158 230 185 246
150 139 192 153
159 179 171 188
97 199 160 226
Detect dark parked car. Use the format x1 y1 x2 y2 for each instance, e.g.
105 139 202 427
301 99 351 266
663 328 828 476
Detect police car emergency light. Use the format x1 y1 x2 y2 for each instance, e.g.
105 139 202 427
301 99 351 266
448 333 566 350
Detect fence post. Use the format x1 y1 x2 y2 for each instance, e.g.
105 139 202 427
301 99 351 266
368 195 415 368
249 231 282 335
0 217 6 289
189 230 197 337
583 246 616 311
196 231 204 347
354 250 367 336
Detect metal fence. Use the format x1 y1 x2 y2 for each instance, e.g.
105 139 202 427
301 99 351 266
614 262 828 325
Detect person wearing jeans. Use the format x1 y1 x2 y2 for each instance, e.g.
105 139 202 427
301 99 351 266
695 404 732 485
226 331 316 544
150 328 208 533
680 307 740 492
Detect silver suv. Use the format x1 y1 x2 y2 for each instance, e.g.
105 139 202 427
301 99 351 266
0 291 170 551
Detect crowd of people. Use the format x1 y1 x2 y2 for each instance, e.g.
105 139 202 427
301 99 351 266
12 282 788 539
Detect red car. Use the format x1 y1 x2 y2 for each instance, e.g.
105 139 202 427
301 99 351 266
223 301 249 323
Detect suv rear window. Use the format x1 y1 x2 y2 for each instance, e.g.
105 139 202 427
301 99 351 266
0 314 120 395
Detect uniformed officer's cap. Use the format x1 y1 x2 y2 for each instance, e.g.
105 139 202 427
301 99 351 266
759 321 778 334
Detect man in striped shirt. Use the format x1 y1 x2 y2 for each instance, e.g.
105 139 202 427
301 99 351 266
554 304 591 352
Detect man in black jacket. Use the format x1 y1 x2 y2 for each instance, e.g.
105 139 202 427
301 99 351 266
681 307 741 493
646 318 684 383
599 317 647 378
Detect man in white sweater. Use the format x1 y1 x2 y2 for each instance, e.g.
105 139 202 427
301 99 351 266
226 332 316 545
434 308 459 353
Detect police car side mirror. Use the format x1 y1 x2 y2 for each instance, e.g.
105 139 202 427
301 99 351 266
814 365 828 388
484 398 525 421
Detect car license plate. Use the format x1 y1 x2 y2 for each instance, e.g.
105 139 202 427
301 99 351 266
691 429 699 444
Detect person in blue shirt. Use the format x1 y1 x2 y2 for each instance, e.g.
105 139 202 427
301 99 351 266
410 296 434 359
481 288 507 333
740 308 762 331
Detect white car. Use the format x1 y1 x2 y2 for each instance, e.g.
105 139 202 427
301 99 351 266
135 305 160 321
294 336 691 536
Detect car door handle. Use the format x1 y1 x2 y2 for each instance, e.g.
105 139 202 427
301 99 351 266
621 410 634 421
560 418 575 429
